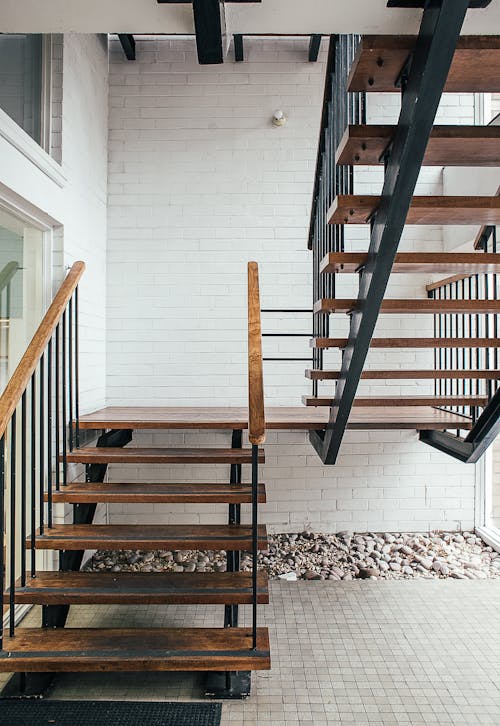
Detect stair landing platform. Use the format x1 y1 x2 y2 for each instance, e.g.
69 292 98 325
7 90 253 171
79 406 472 432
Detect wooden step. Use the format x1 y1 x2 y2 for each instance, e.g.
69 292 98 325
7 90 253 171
348 36 500 93
0 627 271 672
306 369 499 381
314 298 500 314
320 252 500 275
328 195 500 225
302 395 487 408
45 481 266 504
311 337 500 349
63 447 265 465
336 125 500 167
28 524 268 552
5 571 269 606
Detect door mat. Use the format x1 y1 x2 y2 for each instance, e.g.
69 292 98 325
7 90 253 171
0 699 222 726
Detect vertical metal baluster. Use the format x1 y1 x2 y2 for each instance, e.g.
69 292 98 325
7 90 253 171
0 434 5 650
74 287 80 448
47 339 53 528
251 443 259 651
484 271 491 401
9 411 16 636
68 297 74 452
21 393 27 587
62 310 68 485
30 372 36 577
461 279 466 417
432 291 437 398
55 324 61 492
39 354 45 536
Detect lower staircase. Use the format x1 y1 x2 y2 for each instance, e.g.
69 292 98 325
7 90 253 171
0 262 270 698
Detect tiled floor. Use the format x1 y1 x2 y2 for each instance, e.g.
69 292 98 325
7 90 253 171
2 580 500 725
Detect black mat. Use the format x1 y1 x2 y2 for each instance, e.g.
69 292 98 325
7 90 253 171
0 699 222 726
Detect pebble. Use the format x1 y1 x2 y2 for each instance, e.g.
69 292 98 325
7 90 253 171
85 530 500 582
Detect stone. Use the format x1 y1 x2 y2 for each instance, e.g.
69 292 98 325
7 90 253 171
357 567 379 579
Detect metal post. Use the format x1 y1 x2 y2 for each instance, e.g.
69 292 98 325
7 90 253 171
251 443 258 650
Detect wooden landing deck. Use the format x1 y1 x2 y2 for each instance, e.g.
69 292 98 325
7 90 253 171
79 406 473 431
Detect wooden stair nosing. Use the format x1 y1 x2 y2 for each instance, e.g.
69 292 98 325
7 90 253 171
4 571 269 606
311 337 500 349
45 481 266 504
0 627 271 672
305 369 500 381
336 124 500 167
328 195 500 226
62 447 265 465
28 524 268 552
314 298 500 314
302 395 488 408
320 252 500 275
347 36 500 94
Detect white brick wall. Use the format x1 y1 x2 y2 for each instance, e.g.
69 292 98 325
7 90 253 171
105 36 477 533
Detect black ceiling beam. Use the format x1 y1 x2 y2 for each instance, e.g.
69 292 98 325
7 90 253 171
157 1 261 3
387 0 491 7
234 34 244 62
308 34 322 62
192 0 223 64
118 34 136 60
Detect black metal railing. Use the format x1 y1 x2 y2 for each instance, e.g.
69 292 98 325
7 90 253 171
308 35 365 397
427 226 499 428
0 262 84 650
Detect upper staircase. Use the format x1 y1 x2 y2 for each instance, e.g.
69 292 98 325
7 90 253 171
306 0 500 464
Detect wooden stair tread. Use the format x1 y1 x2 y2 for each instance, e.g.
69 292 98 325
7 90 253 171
5 571 269 606
302 395 487 408
311 337 500 349
29 524 268 551
306 369 499 381
336 125 500 167
79 406 472 432
63 447 265 465
45 481 266 504
0 627 271 672
328 195 500 225
320 252 500 275
348 35 500 93
314 298 500 314
327 406 472 430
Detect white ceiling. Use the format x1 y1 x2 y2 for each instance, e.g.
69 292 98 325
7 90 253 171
0 0 499 35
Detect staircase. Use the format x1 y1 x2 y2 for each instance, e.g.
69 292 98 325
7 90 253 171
307 1 500 464
0 261 270 699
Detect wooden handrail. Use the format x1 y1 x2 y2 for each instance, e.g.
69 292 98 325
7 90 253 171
0 261 85 439
248 261 265 445
426 272 470 293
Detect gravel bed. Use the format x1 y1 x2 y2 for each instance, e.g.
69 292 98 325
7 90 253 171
85 530 500 581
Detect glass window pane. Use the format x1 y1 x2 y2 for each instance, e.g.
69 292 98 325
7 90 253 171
0 207 44 393
0 34 43 143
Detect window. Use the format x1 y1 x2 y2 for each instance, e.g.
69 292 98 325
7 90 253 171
0 34 44 144
0 207 45 393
